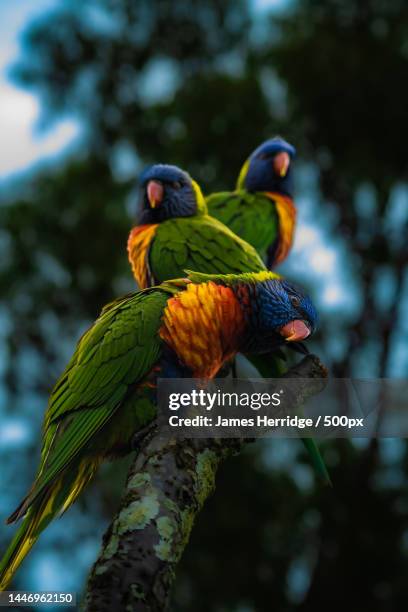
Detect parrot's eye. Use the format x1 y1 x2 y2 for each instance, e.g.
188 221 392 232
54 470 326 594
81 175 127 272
258 153 270 160
290 296 301 308
172 181 182 189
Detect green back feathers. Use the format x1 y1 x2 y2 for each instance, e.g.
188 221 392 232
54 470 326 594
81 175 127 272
205 155 284 262
0 286 175 588
150 214 265 285
21 288 171 515
206 190 279 261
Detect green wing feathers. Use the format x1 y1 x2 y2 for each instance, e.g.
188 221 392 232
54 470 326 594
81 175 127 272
206 190 280 261
20 288 168 515
150 215 265 283
0 288 169 589
301 439 332 486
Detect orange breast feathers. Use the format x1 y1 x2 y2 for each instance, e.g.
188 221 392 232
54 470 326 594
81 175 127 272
159 281 246 379
127 224 158 288
267 193 297 265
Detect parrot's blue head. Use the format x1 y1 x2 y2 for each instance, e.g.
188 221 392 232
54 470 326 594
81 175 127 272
240 137 296 198
241 275 317 354
137 164 206 223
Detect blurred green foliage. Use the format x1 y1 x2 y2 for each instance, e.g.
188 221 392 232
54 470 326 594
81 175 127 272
1 0 408 609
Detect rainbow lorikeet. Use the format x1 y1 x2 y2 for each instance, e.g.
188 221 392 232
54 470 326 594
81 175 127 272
0 270 317 589
206 137 297 267
127 164 330 486
127 164 265 289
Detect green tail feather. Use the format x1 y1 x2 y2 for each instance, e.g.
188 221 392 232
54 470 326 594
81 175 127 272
244 352 286 378
301 438 332 486
0 459 98 590
244 353 332 485
0 501 48 591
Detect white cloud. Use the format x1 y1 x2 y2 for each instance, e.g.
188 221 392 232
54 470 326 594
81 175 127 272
0 1 59 70
0 0 81 178
0 81 80 177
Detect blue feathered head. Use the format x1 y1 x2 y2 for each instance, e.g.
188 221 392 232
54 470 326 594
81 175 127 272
137 164 207 223
238 137 296 198
242 275 317 354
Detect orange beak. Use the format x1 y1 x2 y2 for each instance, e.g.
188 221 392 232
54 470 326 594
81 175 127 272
147 180 164 208
279 320 311 342
273 151 290 178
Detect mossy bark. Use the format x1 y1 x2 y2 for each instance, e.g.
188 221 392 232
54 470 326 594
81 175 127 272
82 354 327 612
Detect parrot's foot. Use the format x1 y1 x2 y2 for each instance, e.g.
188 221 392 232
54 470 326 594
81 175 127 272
131 420 158 451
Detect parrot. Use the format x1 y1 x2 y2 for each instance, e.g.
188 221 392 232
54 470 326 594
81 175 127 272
127 163 265 289
0 270 317 590
127 163 330 486
206 137 297 267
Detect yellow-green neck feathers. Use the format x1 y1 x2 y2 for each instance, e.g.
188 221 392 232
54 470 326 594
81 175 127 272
186 270 281 287
191 179 208 215
236 157 250 190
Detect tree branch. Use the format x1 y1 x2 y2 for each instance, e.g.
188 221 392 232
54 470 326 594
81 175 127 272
82 354 327 612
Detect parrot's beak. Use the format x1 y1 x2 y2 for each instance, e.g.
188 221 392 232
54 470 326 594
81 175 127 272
147 180 164 208
279 319 311 342
273 151 290 178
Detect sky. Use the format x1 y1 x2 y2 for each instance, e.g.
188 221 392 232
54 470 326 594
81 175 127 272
0 0 287 180
0 0 80 179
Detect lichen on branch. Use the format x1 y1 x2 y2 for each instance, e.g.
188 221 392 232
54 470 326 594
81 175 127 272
83 354 327 612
